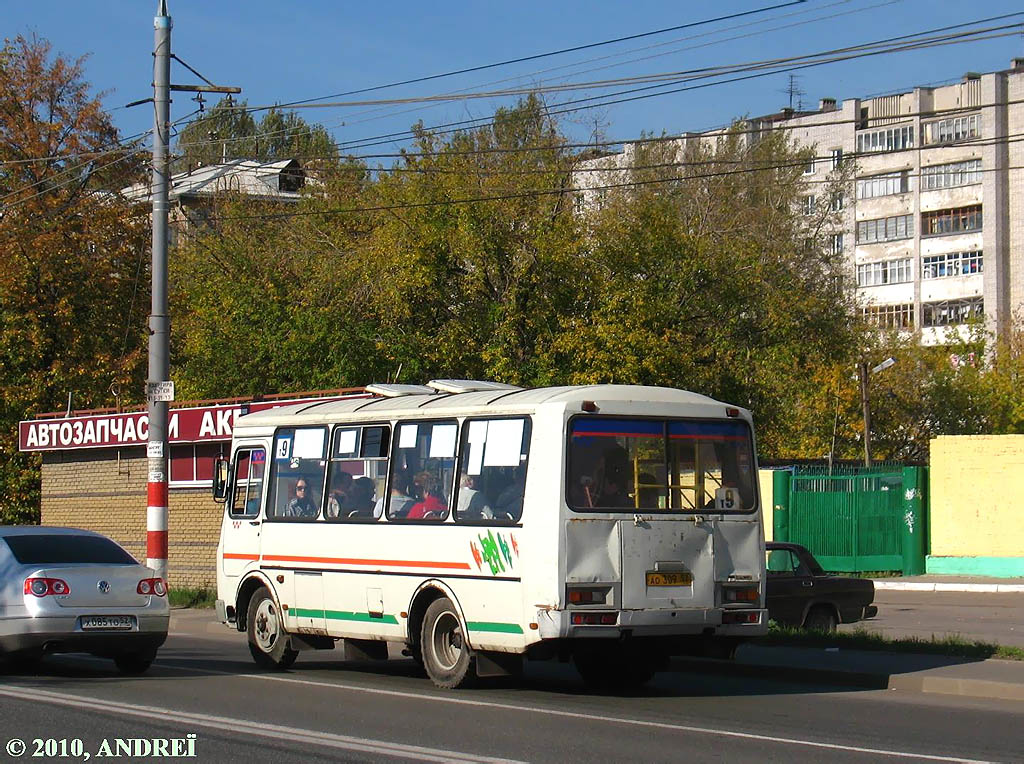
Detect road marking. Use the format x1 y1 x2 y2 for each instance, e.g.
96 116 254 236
86 655 999 764
0 685 524 764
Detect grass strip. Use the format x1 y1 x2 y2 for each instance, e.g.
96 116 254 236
169 586 216 609
760 623 1024 661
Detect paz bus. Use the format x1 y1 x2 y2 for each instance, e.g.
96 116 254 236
213 381 766 689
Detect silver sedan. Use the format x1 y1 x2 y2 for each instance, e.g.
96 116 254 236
0 526 169 673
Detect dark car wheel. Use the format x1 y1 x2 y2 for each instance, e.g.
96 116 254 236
804 605 838 632
114 650 157 675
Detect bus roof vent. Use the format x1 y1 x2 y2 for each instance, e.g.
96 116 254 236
427 379 524 394
365 383 438 398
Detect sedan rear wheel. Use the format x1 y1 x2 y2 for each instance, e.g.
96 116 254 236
247 587 298 670
804 605 838 632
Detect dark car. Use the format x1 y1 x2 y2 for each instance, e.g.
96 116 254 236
765 542 877 631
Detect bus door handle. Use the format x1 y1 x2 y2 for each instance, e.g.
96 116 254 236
249 520 261 527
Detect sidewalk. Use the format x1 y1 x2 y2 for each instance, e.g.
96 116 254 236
872 575 1024 593
719 643 1024 703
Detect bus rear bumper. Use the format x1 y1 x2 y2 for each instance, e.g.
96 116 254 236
536 608 768 639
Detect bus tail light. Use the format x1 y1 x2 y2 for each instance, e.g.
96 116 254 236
723 586 759 603
722 611 760 625
571 612 618 626
24 578 71 597
566 586 609 606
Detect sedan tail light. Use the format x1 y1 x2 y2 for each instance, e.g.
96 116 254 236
137 578 167 596
24 577 71 597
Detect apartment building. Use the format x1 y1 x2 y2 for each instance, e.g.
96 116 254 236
573 59 1024 346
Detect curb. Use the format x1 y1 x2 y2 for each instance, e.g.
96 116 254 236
874 581 1024 593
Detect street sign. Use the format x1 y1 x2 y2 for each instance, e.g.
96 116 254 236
872 357 896 374
147 381 175 402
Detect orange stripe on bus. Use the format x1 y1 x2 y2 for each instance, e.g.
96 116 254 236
261 554 471 570
222 553 260 560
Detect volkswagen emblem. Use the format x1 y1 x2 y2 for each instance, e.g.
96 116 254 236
98 580 111 594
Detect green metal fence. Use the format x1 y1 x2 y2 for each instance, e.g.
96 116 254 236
787 467 906 572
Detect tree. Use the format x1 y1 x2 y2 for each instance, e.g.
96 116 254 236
548 126 856 455
0 35 149 523
174 98 337 172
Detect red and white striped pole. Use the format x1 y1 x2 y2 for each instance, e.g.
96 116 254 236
146 0 172 582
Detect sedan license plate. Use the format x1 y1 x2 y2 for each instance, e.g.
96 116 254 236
646 570 692 587
80 615 136 631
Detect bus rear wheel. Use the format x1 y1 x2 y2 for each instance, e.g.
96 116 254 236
421 597 473 688
247 587 298 670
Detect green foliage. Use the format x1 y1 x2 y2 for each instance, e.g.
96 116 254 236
0 36 149 523
168 587 216 609
763 623 1024 660
174 98 338 171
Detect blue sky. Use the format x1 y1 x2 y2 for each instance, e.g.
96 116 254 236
6 1 1024 156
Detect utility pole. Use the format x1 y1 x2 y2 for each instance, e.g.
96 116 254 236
146 1 240 581
858 361 872 469
146 0 172 581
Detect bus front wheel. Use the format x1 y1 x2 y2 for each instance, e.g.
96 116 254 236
247 587 298 670
421 597 473 688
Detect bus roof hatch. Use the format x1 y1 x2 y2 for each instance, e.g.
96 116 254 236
426 379 524 394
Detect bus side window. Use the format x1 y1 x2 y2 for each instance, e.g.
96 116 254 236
228 448 266 518
455 417 531 524
324 425 390 521
389 420 458 522
267 427 327 520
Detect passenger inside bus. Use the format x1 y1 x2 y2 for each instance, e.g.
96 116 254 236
589 446 632 508
380 470 416 519
406 472 447 520
491 465 526 520
456 474 492 520
285 479 318 517
344 477 377 517
324 471 353 519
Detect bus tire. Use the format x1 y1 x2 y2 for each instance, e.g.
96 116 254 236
247 587 298 670
420 597 473 689
574 645 656 692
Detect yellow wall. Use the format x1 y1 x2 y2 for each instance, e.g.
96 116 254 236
759 468 775 542
929 435 1024 557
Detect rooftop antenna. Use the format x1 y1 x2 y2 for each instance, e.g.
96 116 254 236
780 74 805 110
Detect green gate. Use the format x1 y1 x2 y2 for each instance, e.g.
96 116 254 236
788 467 905 572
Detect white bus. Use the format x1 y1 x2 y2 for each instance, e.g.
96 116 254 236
214 381 766 689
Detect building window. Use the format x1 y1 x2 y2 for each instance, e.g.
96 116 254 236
922 297 984 327
169 443 225 486
831 148 843 169
921 159 982 191
831 193 844 212
829 234 844 255
921 205 982 236
862 303 914 329
922 114 980 145
855 124 914 154
803 158 815 175
802 195 816 215
857 258 912 287
922 251 983 279
856 171 911 200
856 214 914 244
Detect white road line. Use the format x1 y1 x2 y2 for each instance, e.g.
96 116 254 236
0 685 525 764
54 655 1000 764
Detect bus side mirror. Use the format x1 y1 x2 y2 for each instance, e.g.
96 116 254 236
212 456 230 502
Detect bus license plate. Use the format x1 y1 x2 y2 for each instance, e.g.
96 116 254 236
80 615 136 630
646 571 692 586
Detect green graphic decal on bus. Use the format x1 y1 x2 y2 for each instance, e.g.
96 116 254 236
471 531 519 575
291 608 399 625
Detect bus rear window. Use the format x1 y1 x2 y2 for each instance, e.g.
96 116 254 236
568 417 756 512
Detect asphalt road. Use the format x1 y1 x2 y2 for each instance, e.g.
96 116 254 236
1 613 1021 764
839 590 1024 647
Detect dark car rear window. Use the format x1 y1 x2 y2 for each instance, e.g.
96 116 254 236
3 535 137 565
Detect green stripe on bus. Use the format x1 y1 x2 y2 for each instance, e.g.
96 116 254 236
466 621 523 634
291 608 399 625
